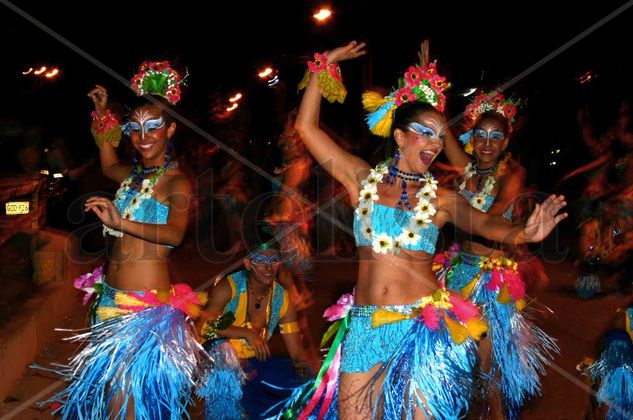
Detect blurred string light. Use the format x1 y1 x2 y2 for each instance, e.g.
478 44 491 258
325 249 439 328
548 148 561 166
258 67 273 78
22 65 60 79
226 103 238 112
45 68 59 78
461 87 477 97
229 93 242 102
267 75 280 87
313 8 332 22
578 71 596 85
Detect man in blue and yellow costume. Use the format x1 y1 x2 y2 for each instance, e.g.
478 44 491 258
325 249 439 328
196 243 319 419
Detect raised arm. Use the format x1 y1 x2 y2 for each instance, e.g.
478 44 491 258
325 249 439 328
87 85 132 183
294 41 370 194
442 127 471 172
438 188 567 245
487 163 526 217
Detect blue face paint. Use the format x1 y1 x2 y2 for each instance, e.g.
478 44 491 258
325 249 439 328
473 129 505 142
408 122 444 143
144 117 165 132
127 122 142 133
250 253 281 265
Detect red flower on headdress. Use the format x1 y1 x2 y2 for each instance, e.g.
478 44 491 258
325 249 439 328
436 95 446 112
424 62 437 75
431 75 448 93
395 87 416 106
491 93 505 107
404 66 423 87
308 53 328 72
502 103 517 120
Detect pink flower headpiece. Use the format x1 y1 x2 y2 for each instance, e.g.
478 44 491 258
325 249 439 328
464 91 518 132
362 62 450 137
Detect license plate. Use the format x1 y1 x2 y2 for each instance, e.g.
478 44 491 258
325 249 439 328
5 201 30 215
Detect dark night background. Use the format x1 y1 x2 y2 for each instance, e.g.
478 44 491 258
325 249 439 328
1 0 632 196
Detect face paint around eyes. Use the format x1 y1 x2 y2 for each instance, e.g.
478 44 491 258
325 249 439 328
127 122 142 132
473 129 505 142
409 122 436 137
489 131 505 140
250 253 281 265
143 116 165 132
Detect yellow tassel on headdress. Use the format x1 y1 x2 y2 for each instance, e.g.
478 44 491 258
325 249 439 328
362 91 391 112
497 284 512 304
445 316 469 344
460 273 481 299
466 318 488 340
372 109 395 137
464 140 474 155
371 308 412 328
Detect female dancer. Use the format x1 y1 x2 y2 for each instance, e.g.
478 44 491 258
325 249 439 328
279 41 567 419
42 61 207 419
440 90 559 418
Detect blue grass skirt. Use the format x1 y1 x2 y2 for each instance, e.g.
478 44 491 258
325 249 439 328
447 252 559 419
35 280 207 420
198 338 307 420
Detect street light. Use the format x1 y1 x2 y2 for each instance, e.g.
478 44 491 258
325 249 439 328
313 8 332 22
258 67 273 79
45 68 59 78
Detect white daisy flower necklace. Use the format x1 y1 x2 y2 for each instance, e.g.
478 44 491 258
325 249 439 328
458 161 497 211
356 162 438 255
103 161 177 237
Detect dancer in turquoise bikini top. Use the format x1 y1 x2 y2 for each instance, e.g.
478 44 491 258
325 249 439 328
288 40 567 418
84 61 192 293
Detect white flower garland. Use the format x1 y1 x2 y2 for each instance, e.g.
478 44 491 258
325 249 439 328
103 172 162 237
356 162 438 255
458 162 496 211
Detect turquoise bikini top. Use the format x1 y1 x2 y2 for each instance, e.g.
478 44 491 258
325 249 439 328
113 189 170 224
353 202 439 254
111 189 173 248
459 189 513 220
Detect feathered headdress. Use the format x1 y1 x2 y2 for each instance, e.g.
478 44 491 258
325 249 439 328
362 62 449 137
459 90 519 154
130 61 185 105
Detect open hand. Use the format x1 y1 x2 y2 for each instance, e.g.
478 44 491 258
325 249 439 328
325 41 367 64
523 195 568 242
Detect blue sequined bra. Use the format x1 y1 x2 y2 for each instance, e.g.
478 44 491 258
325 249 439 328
353 202 439 254
110 189 173 248
460 189 513 220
